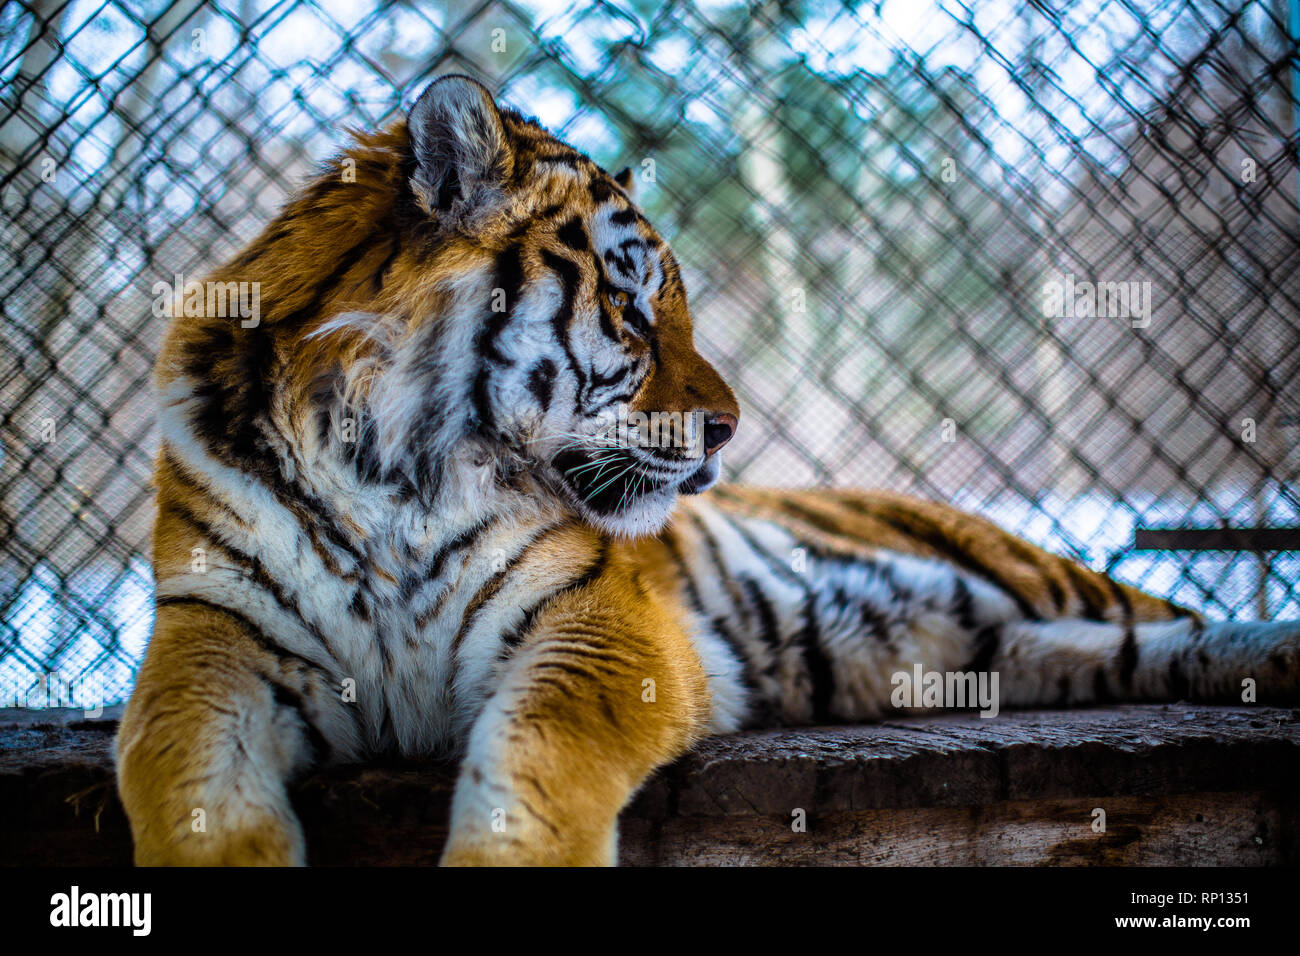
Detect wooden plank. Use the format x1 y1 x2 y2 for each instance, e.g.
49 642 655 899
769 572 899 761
2 705 1297 865
620 792 1293 866
1134 527 1300 551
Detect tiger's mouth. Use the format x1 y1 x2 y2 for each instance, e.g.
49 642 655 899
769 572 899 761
554 447 670 516
553 446 718 517
675 453 720 494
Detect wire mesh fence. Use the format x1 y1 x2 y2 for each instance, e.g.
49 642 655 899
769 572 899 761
2 0 1298 709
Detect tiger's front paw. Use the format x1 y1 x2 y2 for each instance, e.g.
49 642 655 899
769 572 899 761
439 825 617 867
131 812 306 866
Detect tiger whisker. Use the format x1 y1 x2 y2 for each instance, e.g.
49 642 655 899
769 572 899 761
564 453 627 479
587 462 640 500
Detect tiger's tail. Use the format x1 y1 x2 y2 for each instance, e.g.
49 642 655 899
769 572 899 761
986 617 1300 710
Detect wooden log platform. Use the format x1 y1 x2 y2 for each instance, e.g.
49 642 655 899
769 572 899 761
2 704 1297 865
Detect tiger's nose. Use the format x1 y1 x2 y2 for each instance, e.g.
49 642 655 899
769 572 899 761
702 412 738 456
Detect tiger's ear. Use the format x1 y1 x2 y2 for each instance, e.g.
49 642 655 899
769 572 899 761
614 166 635 197
408 75 514 218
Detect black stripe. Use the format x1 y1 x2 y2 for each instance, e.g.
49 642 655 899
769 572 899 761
1117 624 1140 688
279 231 378 327
604 239 641 280
596 302 623 345
1062 561 1109 622
873 558 915 608
1104 574 1134 624
165 588 367 745
534 658 608 684
534 644 623 672
500 540 609 653
479 244 524 364
535 654 619 679
708 510 803 588
1055 674 1072 706
740 576 782 656
1102 574 1139 691
951 576 978 629
534 149 583 167
450 527 558 658
586 362 631 395
869 509 1043 621
164 500 341 662
180 365 366 572
526 358 557 411
1045 574 1067 613
429 517 497 579
1093 665 1113 702
688 512 752 635
162 448 250 530
622 302 659 362
349 588 371 623
962 624 1002 674
712 614 766 719
798 597 835 722
535 201 567 220
472 367 496 437
591 386 640 416
266 677 331 766
859 599 892 643
155 595 336 679
471 245 525 435
660 523 762 705
685 515 774 715
1168 655 1190 700
347 412 387 486
371 238 401 294
228 222 293 270
714 510 838 718
408 515 499 607
734 493 875 560
539 249 588 406
557 215 588 251
999 534 1067 612
660 526 709 618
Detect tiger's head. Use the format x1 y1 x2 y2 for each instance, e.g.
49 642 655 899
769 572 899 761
166 76 738 538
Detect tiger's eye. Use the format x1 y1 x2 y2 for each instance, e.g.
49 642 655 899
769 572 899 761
610 291 628 308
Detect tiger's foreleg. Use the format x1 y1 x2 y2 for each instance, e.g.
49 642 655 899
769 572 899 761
116 600 323 865
440 573 710 866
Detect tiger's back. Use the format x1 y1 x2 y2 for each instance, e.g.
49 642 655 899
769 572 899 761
641 486 1297 736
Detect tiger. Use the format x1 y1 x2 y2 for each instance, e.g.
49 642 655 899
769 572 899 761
116 74 1300 866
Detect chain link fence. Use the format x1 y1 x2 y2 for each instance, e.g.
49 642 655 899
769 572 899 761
2 0 1298 709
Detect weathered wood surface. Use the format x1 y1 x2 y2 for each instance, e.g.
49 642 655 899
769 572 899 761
2 704 1297 865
